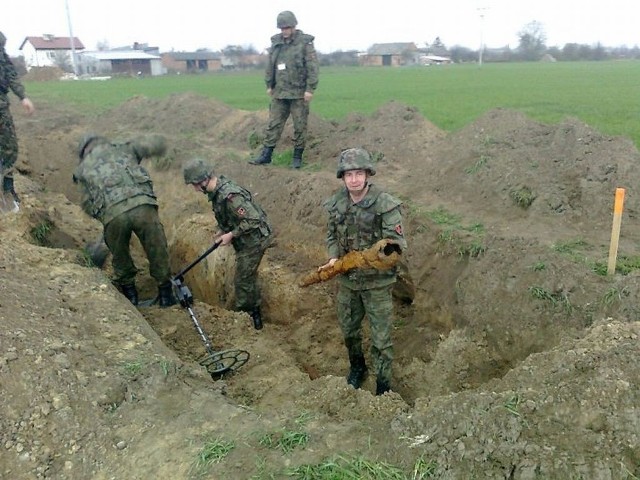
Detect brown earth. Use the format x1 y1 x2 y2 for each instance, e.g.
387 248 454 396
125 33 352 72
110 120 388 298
2 92 640 479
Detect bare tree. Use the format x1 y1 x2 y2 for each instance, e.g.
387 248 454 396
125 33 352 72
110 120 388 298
517 21 547 61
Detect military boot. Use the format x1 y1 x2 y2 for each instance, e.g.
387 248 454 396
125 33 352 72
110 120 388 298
120 284 139 306
3 176 20 211
375 378 391 396
249 146 274 165
250 308 263 330
292 147 304 169
346 354 367 389
157 282 177 308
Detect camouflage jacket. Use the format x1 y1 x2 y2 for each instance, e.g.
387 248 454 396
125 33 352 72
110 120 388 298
206 176 272 251
324 183 407 289
73 139 161 225
0 48 26 105
265 29 319 99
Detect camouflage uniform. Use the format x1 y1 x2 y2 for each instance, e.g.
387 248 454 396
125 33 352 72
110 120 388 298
324 164 407 391
206 175 272 312
73 137 172 290
263 28 319 150
0 32 26 182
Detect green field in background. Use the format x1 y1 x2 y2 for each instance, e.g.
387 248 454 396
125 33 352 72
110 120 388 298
24 61 640 147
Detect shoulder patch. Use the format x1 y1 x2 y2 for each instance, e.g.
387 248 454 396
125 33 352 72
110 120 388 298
237 207 246 216
395 224 404 235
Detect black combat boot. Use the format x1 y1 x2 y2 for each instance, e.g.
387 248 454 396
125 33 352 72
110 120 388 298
3 176 20 210
376 378 391 396
157 282 177 308
249 146 274 165
346 354 367 389
292 147 304 169
120 284 139 306
250 308 263 330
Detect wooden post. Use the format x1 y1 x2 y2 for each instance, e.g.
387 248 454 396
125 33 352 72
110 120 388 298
607 188 625 275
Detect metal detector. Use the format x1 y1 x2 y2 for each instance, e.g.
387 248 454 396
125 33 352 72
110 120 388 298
171 241 250 378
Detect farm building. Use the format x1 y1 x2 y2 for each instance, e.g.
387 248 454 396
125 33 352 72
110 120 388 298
77 50 164 77
19 34 85 70
161 51 223 73
359 42 418 67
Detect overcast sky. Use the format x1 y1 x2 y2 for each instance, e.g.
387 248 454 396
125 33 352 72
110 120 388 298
3 0 638 56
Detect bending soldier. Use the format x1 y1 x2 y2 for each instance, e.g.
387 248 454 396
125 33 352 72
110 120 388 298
73 133 177 308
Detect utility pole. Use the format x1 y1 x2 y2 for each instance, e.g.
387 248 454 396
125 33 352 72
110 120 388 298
477 7 489 67
65 0 79 76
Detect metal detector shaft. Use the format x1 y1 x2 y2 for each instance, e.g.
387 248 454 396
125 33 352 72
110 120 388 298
174 240 222 280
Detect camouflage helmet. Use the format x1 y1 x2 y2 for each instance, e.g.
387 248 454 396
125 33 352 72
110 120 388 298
336 148 376 178
77 133 107 160
277 11 298 28
183 158 214 184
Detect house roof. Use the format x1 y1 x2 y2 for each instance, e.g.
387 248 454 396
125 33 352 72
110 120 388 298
80 51 161 61
367 43 417 55
163 51 221 61
20 35 85 50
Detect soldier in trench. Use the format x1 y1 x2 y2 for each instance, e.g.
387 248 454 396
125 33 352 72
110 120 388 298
182 158 272 330
319 148 407 395
73 133 177 308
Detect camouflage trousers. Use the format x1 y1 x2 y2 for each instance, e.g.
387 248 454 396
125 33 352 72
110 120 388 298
233 240 268 312
103 204 171 287
0 99 19 180
263 98 309 149
336 284 394 384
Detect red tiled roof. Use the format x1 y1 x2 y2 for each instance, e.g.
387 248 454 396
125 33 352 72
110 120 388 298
20 36 85 50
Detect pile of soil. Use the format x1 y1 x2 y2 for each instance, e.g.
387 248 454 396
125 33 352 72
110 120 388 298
2 92 639 479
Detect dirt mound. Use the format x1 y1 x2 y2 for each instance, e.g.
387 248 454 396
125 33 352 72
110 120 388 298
22 66 65 82
3 95 640 478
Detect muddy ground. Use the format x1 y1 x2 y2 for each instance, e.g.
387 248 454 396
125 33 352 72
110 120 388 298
1 91 640 479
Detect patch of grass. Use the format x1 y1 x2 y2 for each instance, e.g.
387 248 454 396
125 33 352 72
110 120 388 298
601 286 630 306
30 219 54 245
528 286 573 313
286 454 406 479
259 429 309 454
247 130 263 150
412 456 438 479
465 154 489 174
504 394 521 417
509 186 535 209
428 207 461 226
551 239 588 255
122 360 144 376
193 436 235 473
530 261 546 271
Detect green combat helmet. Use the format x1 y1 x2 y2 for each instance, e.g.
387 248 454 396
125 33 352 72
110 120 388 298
77 133 108 160
336 148 376 178
277 10 298 28
183 158 214 184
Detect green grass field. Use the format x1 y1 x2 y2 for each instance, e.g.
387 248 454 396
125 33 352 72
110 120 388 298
25 61 640 147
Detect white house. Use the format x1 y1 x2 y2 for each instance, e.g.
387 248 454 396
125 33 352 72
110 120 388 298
19 34 85 70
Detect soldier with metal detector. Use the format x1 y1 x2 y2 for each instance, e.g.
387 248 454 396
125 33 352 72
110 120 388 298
183 158 272 330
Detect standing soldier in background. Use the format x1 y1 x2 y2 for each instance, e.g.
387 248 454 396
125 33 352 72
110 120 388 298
183 158 272 330
0 31 35 212
250 10 319 169
73 133 177 308
319 148 407 395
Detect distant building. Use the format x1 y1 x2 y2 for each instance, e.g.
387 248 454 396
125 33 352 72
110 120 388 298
162 51 223 73
77 50 164 77
419 54 453 65
359 43 418 67
19 34 85 70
